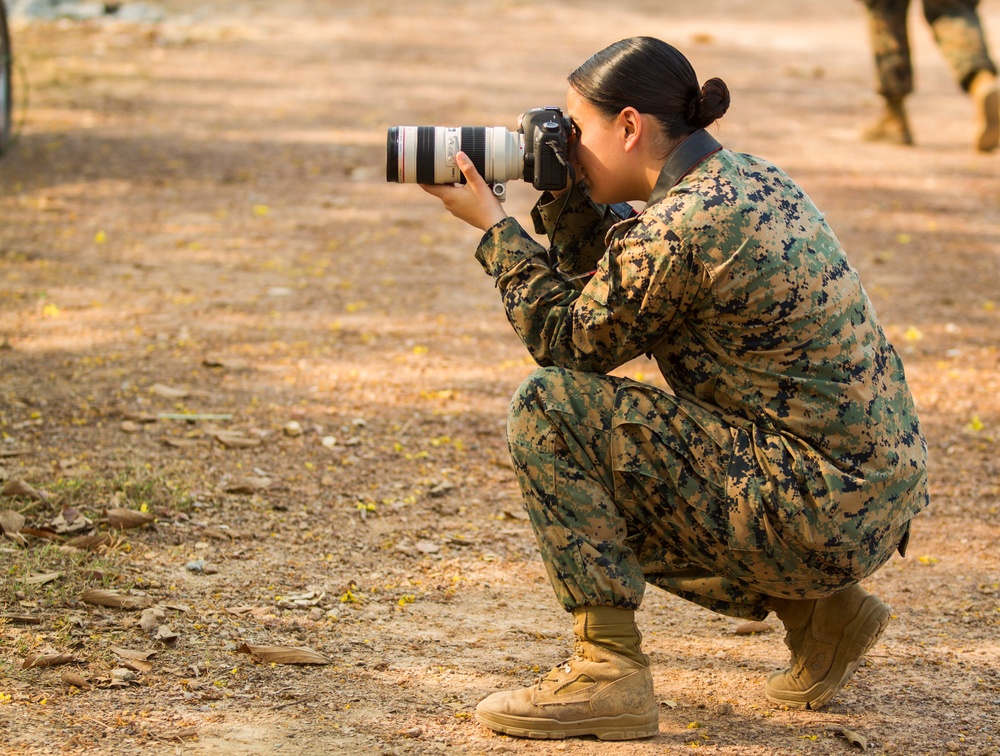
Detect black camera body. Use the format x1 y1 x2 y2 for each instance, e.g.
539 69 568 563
519 106 571 192
386 106 571 200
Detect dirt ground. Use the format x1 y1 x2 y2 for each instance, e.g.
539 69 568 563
0 1 998 754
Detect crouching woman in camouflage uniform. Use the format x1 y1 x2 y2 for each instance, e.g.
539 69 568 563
421 36 928 741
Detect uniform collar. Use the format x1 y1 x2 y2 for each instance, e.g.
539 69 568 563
646 129 723 206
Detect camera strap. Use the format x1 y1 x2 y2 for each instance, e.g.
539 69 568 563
646 129 723 207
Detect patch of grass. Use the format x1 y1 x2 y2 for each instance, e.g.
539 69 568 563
46 458 196 516
0 540 135 671
0 541 130 610
0 460 199 622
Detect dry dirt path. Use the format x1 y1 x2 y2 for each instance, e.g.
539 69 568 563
0 1 998 754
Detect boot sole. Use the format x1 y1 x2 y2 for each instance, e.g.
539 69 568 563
765 596 891 710
475 708 659 741
975 86 999 152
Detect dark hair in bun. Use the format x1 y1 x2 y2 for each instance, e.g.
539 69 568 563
569 37 730 140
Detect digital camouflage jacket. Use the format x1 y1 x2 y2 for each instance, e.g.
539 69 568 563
474 130 928 554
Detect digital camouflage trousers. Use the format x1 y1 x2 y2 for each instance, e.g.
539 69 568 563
507 367 909 620
862 0 997 96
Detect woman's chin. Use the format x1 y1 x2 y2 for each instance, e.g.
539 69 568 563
583 182 627 206
588 189 616 205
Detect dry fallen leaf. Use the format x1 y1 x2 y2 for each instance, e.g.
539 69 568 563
734 621 773 636
139 607 165 632
123 411 159 424
106 507 156 530
835 728 868 751
23 572 62 586
111 647 157 662
499 509 527 521
225 477 272 494
0 509 26 535
236 643 331 665
0 613 41 625
1 480 49 502
122 658 154 674
160 728 199 742
64 534 116 551
61 670 92 690
23 653 78 669
203 355 250 370
428 481 454 497
51 507 92 534
0 509 27 546
81 589 152 610
213 433 263 449
151 383 190 399
414 539 440 554
19 526 65 543
155 625 179 644
285 591 324 606
163 437 206 448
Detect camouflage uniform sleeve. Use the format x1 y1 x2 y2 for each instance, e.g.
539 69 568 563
475 208 703 374
528 184 623 280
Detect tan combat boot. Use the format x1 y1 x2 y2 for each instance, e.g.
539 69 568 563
765 584 891 710
970 70 999 152
475 606 659 740
861 97 914 146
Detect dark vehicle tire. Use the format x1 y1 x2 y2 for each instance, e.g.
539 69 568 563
0 0 12 155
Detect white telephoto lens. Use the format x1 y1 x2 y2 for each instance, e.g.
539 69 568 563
386 125 524 185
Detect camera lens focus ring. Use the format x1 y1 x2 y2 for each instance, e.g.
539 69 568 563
415 127 436 185
460 127 486 184
385 127 400 182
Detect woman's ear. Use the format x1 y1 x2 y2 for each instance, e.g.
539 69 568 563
620 107 642 152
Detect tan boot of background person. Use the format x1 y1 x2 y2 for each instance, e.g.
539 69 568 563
475 607 659 741
861 97 914 145
765 584 891 710
970 70 999 152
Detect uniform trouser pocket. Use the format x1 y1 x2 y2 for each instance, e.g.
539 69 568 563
507 368 905 617
510 368 773 618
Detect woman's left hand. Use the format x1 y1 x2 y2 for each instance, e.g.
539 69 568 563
420 152 507 231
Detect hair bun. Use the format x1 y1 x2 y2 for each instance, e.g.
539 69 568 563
568 37 729 141
695 78 731 128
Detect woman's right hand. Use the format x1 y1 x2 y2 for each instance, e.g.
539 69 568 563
420 152 507 232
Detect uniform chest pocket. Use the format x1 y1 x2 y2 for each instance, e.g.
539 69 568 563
580 247 621 308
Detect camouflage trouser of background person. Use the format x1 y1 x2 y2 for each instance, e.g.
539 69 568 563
862 0 998 96
507 367 910 621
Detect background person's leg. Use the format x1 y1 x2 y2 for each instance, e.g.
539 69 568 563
923 0 997 89
862 0 916 143
923 0 999 150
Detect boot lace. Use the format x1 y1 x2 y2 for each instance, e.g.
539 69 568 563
535 644 585 687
